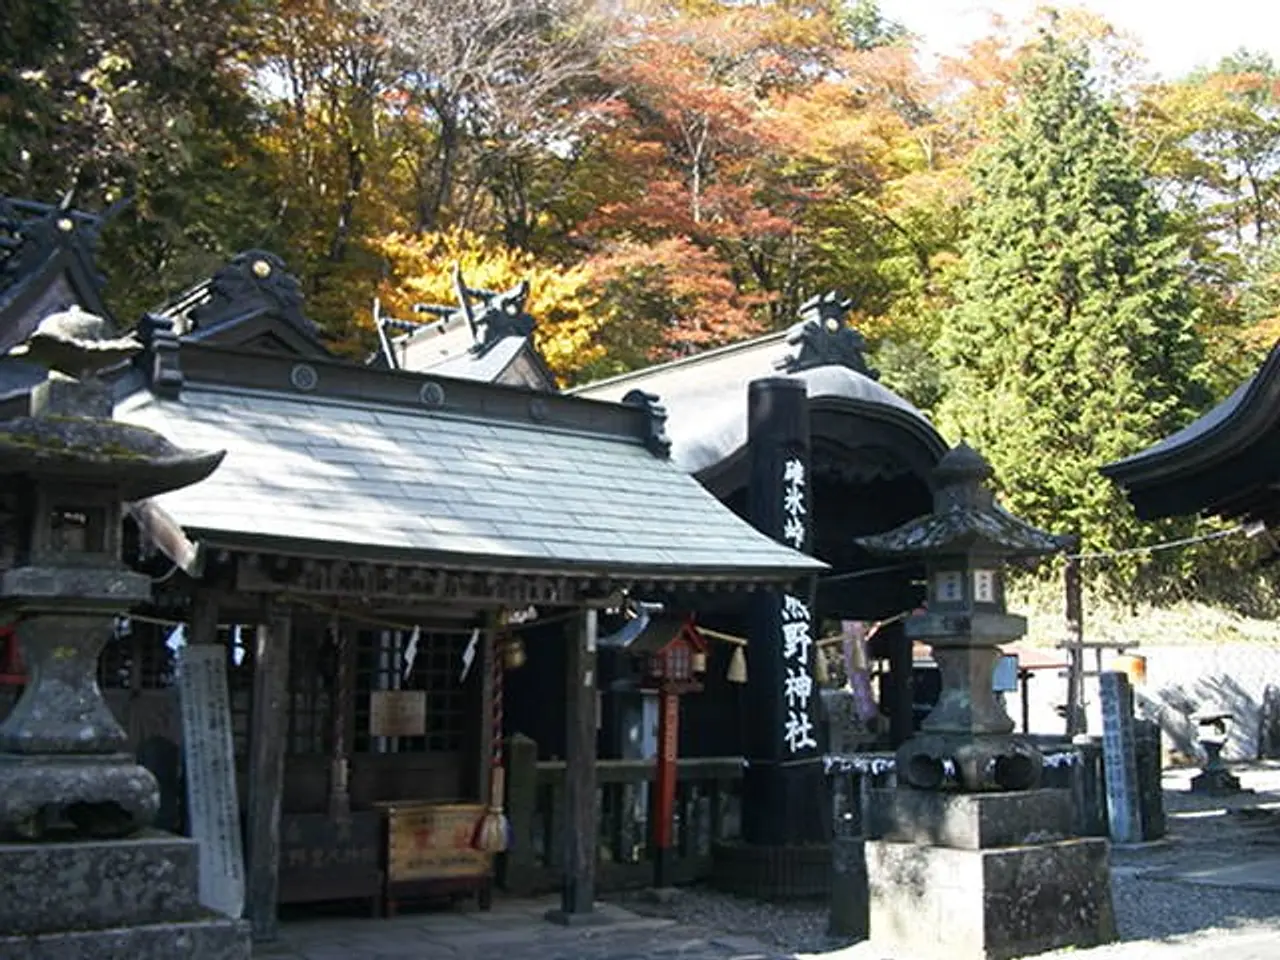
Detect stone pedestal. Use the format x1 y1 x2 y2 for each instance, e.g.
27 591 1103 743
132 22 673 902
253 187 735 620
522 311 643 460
0 831 250 959
865 789 1116 960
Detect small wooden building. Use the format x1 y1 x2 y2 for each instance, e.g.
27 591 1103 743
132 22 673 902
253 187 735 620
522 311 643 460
0 225 822 938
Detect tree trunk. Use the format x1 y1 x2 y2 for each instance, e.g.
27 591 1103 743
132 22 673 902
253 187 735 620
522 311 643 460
418 104 460 234
328 141 365 263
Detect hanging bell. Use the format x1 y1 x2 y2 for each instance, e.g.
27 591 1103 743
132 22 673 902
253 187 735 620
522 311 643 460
502 637 527 671
726 645 748 684
692 650 708 675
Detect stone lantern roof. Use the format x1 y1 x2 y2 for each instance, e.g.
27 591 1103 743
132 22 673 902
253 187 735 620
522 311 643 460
856 443 1068 560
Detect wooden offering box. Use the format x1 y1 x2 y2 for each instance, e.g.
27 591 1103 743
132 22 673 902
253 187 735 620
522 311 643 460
377 801 493 916
278 811 383 916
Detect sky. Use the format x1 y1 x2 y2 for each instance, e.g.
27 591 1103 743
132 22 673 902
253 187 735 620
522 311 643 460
878 1 1280 80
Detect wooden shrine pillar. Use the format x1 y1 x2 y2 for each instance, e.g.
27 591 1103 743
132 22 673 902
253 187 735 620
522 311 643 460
246 602 291 942
328 620 356 819
546 608 601 924
477 617 496 807
743 377 825 846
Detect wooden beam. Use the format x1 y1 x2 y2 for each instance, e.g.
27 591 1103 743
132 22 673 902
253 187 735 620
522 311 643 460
885 619 914 749
547 608 600 923
188 591 219 646
653 685 679 888
245 603 291 942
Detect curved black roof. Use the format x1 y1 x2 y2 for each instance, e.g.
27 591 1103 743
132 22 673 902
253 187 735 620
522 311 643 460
1101 342 1280 524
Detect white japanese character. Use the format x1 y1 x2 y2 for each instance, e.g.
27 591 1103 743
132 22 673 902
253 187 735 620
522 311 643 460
784 667 813 709
784 459 806 488
783 709 817 753
782 594 810 622
783 516 805 548
782 621 812 662
783 484 806 519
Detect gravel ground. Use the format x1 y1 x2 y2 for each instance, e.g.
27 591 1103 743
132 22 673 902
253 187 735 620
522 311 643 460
610 763 1280 959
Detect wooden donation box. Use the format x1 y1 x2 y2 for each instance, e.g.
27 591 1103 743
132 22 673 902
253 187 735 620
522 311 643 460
377 801 493 915
278 811 383 916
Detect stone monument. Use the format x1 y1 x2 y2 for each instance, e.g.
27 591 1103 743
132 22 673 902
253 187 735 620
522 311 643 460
855 444 1116 960
0 309 249 957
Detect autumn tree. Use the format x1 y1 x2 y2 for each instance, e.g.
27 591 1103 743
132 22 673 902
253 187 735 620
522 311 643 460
0 0 272 321
353 0 608 237
249 0 409 351
936 34 1212 594
371 228 602 381
574 0 949 361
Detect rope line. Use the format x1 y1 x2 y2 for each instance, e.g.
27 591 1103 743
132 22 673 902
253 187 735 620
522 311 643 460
1066 524 1248 561
121 600 580 637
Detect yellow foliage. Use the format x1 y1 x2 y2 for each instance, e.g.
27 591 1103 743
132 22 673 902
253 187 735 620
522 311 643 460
370 229 605 383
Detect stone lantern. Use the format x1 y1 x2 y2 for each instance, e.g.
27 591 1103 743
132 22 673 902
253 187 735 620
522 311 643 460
0 311 244 957
0 310 222 840
857 442 1065 793
853 444 1115 960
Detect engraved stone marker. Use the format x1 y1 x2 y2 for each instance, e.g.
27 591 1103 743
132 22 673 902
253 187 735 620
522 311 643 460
178 643 246 918
1099 670 1142 845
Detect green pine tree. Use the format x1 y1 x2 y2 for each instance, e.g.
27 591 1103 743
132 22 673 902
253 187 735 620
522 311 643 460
936 34 1213 594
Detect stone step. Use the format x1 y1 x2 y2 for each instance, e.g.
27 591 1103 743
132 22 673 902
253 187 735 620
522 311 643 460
0 831 204 934
0 916 251 960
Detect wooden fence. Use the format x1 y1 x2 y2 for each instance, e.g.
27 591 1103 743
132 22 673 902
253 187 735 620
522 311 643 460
500 734 744 894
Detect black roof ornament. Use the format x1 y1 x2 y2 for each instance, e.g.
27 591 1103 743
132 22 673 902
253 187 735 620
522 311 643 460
777 291 878 379
186 249 318 339
411 262 535 356
622 388 672 459
0 194 123 297
135 312 184 399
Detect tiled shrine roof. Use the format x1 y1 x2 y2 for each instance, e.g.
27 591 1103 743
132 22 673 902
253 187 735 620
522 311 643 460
115 343 824 584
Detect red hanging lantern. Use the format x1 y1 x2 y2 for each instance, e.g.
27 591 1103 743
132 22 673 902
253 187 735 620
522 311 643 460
645 617 707 694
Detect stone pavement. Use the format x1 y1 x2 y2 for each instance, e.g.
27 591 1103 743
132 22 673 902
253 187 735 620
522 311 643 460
255 766 1280 960
824 925 1280 960
256 898 792 960
256 894 1280 960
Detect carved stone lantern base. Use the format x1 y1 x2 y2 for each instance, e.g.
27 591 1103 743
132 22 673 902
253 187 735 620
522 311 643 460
865 789 1116 960
892 624 1046 792
896 733 1044 793
0 606 162 841
0 756 159 841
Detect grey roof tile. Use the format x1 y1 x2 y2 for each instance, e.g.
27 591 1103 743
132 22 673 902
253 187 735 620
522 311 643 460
117 384 825 580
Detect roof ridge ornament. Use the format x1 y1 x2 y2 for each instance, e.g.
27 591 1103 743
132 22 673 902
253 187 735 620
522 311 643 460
622 388 672 459
135 312 184 399
0 194 130 318
411 262 535 357
777 291 879 379
188 249 317 339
